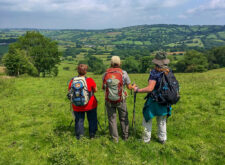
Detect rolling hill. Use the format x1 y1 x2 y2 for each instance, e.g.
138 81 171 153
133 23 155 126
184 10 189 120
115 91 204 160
0 24 225 60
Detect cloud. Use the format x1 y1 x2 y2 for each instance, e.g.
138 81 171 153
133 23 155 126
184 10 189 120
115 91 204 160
0 0 100 12
162 0 188 8
0 0 188 12
4 0 222 29
178 14 187 19
0 0 189 24
183 0 225 18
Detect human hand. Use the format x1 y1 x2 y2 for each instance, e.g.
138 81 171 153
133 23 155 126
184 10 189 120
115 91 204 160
67 93 71 100
134 87 139 93
132 83 137 89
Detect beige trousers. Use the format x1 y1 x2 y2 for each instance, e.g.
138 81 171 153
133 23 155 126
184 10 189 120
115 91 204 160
142 116 167 143
106 100 129 141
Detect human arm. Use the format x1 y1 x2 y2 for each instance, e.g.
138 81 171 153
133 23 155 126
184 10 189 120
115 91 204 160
102 73 106 90
68 80 73 91
126 83 136 90
93 86 97 92
134 80 156 93
123 71 136 90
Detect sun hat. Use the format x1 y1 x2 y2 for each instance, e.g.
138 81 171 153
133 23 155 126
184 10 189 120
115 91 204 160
111 56 121 66
152 51 170 66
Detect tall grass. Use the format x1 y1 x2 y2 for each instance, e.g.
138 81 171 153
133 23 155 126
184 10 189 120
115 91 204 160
0 63 224 164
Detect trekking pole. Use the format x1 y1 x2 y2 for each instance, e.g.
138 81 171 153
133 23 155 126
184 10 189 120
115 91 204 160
104 100 107 132
132 91 137 136
69 94 75 128
97 120 104 132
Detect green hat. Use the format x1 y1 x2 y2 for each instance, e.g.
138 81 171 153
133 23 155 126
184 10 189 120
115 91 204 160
152 51 170 66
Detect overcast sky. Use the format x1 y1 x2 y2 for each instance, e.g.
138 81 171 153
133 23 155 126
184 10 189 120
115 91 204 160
0 0 225 29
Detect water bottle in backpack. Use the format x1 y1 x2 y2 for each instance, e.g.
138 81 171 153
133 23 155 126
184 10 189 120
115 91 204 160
70 77 90 106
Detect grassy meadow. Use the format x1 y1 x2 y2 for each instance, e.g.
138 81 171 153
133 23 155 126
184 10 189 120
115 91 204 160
0 62 225 164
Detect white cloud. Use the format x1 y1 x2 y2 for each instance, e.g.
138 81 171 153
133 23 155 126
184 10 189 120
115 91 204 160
184 0 225 17
162 0 188 7
0 0 189 12
4 0 219 29
178 14 187 19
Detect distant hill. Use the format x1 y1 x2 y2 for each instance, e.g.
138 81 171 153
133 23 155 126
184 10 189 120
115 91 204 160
1 24 225 55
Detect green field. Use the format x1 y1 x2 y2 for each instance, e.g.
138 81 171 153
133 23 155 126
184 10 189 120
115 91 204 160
0 45 8 59
1 25 225 54
0 62 224 164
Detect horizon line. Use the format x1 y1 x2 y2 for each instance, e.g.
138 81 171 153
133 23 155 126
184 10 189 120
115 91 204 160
0 23 225 31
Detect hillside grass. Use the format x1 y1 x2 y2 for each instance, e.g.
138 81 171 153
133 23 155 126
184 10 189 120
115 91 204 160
0 63 225 164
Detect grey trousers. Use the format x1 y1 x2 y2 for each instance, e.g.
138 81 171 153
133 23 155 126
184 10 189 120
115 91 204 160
106 100 129 141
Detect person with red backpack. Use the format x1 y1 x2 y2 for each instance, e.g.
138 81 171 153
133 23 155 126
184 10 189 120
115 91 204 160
103 56 136 142
68 64 98 139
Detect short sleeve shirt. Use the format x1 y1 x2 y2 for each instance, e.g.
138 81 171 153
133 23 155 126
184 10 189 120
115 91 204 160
102 69 131 86
148 69 163 90
122 70 131 85
68 77 97 112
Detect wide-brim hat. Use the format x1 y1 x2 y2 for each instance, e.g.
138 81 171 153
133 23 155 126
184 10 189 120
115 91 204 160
152 52 170 66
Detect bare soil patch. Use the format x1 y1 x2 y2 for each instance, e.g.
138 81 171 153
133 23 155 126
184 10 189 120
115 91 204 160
0 76 15 79
0 66 5 73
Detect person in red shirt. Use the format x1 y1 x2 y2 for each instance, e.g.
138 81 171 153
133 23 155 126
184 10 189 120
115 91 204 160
68 64 98 139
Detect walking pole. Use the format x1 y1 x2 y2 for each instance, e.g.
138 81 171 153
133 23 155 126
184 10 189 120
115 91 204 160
69 94 75 128
104 100 107 132
132 91 137 136
97 120 104 132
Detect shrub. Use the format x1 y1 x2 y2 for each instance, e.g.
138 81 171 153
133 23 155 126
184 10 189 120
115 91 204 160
122 57 139 73
176 50 208 72
3 48 38 76
63 67 70 71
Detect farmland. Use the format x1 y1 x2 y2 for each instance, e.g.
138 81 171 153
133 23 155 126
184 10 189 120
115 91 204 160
0 62 224 164
1 24 225 60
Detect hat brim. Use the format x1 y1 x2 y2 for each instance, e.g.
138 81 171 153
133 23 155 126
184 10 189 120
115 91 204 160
152 59 170 66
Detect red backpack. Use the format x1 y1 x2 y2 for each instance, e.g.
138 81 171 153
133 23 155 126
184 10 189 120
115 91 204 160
103 68 123 103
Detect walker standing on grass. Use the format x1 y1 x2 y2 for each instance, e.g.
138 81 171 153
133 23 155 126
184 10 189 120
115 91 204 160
68 64 98 139
102 56 136 142
134 52 179 144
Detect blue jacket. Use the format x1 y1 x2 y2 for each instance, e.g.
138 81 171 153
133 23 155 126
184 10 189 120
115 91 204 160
143 69 172 122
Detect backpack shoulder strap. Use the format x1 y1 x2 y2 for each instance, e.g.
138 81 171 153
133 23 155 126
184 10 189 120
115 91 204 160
107 68 123 74
159 72 165 89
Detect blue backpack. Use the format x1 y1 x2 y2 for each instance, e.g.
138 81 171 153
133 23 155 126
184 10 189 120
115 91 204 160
69 77 91 106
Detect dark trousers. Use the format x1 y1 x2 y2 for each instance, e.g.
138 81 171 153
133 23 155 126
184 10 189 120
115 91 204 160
74 108 97 139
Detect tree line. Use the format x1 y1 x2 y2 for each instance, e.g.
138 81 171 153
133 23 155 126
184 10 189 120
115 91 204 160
73 45 225 74
1 30 225 76
120 46 225 73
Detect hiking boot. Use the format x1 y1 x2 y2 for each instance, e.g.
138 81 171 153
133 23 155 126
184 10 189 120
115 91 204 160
90 134 95 139
122 136 129 141
143 136 151 143
159 140 166 144
112 138 119 143
143 139 150 143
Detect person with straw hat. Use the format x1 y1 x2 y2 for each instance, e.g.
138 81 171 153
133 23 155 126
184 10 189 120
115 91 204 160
102 56 136 142
134 51 172 144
